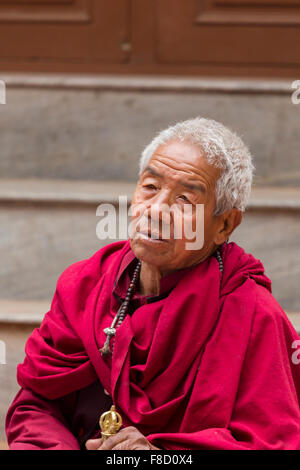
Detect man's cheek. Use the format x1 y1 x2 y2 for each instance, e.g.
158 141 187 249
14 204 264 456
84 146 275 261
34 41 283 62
172 211 184 239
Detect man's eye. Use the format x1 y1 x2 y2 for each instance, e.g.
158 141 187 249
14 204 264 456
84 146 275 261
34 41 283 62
178 195 190 203
143 184 157 190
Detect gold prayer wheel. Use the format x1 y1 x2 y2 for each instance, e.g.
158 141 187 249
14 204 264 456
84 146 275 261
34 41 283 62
99 405 122 441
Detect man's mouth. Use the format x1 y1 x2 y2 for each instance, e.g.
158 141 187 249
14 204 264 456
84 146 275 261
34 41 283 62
138 231 169 242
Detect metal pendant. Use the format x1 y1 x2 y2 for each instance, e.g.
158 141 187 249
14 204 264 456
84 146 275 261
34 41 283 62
99 405 122 441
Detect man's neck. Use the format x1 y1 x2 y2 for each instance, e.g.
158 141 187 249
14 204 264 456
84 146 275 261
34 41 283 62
139 262 162 296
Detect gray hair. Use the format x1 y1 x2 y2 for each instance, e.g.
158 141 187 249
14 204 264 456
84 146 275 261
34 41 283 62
139 117 254 216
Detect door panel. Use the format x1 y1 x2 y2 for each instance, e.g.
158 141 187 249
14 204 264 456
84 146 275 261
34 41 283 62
0 0 131 62
196 0 300 24
156 0 300 65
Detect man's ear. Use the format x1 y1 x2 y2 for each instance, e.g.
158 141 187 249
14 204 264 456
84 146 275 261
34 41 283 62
214 209 242 245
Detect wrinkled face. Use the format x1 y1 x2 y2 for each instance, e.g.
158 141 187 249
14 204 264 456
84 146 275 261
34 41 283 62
130 139 223 275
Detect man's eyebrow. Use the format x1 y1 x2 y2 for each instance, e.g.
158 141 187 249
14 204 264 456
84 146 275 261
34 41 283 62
143 165 206 193
144 166 161 177
181 181 206 193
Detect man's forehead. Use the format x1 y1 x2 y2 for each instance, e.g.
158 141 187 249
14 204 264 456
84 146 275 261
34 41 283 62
145 151 221 185
154 140 204 161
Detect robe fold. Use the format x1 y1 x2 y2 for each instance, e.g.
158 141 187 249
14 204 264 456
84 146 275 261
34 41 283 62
6 240 300 450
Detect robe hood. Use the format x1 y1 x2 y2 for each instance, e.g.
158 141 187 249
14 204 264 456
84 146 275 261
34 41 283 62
220 242 272 297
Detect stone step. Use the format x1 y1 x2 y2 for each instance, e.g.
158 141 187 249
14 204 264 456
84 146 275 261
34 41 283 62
0 178 133 303
0 178 135 204
0 74 299 185
0 179 299 310
1 179 300 209
0 299 50 325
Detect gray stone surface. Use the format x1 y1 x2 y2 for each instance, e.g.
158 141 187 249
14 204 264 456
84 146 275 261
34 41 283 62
0 200 119 300
231 209 300 311
1 86 300 185
0 178 135 204
2 73 293 93
0 299 50 324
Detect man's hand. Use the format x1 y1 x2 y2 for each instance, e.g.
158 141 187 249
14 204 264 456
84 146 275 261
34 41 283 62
85 426 160 450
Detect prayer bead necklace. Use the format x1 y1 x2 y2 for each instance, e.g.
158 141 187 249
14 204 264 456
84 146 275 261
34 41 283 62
215 248 224 279
100 260 142 356
99 248 223 357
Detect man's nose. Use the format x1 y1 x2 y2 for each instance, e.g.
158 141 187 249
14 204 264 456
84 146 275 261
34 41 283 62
143 190 175 234
147 188 172 209
146 203 174 231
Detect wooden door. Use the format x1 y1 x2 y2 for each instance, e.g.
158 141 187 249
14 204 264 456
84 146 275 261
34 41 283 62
0 0 299 77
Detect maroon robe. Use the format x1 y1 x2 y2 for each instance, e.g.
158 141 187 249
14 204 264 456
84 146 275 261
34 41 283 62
6 240 300 450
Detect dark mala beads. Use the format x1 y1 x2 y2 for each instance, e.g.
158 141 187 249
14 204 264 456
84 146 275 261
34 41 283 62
100 260 142 356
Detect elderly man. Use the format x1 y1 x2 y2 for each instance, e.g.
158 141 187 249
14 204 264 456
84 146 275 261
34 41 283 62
6 118 300 450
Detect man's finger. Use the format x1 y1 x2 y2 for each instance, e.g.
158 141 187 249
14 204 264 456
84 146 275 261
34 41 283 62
99 434 126 450
98 427 136 450
85 437 103 450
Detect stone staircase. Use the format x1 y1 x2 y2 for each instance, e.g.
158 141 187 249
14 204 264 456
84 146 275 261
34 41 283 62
0 74 299 446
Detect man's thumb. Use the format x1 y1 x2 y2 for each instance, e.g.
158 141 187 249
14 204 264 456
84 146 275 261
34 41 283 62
85 438 102 450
